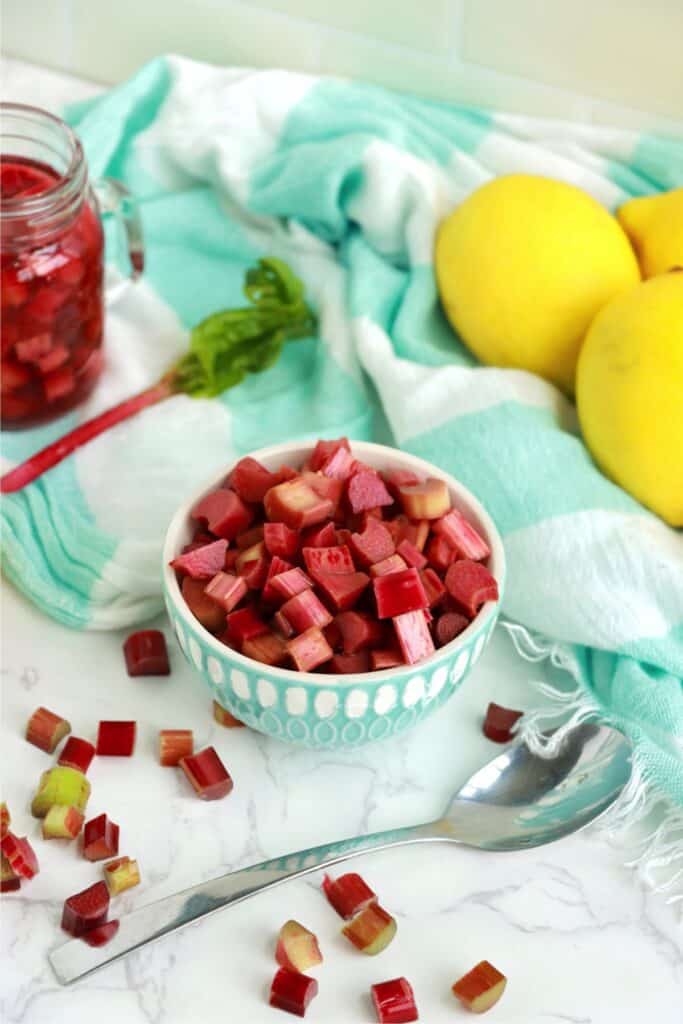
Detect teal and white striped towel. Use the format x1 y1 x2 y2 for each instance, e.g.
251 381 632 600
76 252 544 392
1 58 681 878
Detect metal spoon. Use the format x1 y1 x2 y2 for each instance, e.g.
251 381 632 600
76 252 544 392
50 721 631 984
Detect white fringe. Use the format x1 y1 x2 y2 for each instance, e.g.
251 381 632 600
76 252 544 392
502 619 683 905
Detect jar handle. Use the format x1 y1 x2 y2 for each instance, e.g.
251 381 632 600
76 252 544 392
92 177 144 304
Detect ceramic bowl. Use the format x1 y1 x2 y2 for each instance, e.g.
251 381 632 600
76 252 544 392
162 441 505 749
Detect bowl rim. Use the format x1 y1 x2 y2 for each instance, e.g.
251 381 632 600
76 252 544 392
162 440 506 687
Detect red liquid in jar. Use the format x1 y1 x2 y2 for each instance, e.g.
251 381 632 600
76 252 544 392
1 156 104 429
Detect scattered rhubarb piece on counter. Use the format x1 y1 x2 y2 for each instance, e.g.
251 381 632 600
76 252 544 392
96 720 136 757
342 902 397 955
286 627 333 672
61 881 110 937
1 853 20 892
103 856 140 895
123 629 170 676
269 967 319 1017
373 569 428 619
0 833 39 879
25 706 71 753
434 611 469 648
445 560 499 618
213 701 245 728
483 703 523 743
81 920 120 947
159 729 194 765
83 814 120 862
0 802 9 839
42 805 85 840
31 767 91 817
371 977 419 1024
170 539 228 579
452 960 507 1014
180 747 233 800
322 872 376 919
58 736 96 774
433 508 490 561
275 920 324 973
393 611 435 665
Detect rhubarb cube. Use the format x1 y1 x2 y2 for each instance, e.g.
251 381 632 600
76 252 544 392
205 572 248 612
25 706 71 753
103 856 140 895
300 519 338 548
83 814 120 861
370 648 404 670
262 557 295 603
396 538 427 570
286 628 333 672
434 508 490 561
370 554 408 577
342 902 397 955
264 478 334 529
180 747 233 800
314 571 370 612
0 802 9 839
264 521 299 560
335 611 384 654
398 477 450 519
225 606 269 646
243 631 288 666
445 560 499 618
1 853 20 892
32 767 91 817
419 568 447 607
322 872 376 919
303 544 355 577
434 611 469 647
425 534 457 572
238 555 270 590
373 568 428 619
191 488 253 540
58 736 96 774
452 960 507 1014
347 470 393 514
171 539 228 579
61 881 110 937
81 920 120 946
42 804 85 840
350 517 395 568
483 702 523 743
235 540 266 572
0 833 39 879
393 611 435 666
320 445 355 480
329 651 371 673
96 721 136 757
230 456 279 502
182 576 227 633
371 977 419 1024
123 630 170 676
309 437 351 471
269 967 319 1017
159 729 194 765
235 524 265 549
213 701 245 728
269 568 314 602
276 919 323 973
281 590 332 633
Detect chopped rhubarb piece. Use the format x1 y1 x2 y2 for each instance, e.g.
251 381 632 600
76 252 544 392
42 805 85 840
243 630 288 666
300 520 337 549
270 967 319 1017
235 540 266 572
270 567 314 602
213 701 245 728
396 538 427 570
342 902 397 955
25 706 71 753
15 331 53 362
1 802 10 839
276 920 324 973
281 590 332 633
264 478 334 529
314 570 371 612
0 834 39 879
205 571 248 612
225 606 268 646
370 554 408 577
302 472 344 512
159 729 194 765
58 736 96 774
61 881 109 937
1 853 20 892
286 627 333 672
398 477 450 519
373 568 428 619
309 437 351 471
420 568 447 607
483 702 523 743
262 557 295 602
103 856 140 895
264 521 299 560
384 468 420 499
347 470 393 514
434 508 490 561
235 524 265 550
434 611 469 647
335 611 384 654
123 630 170 676
329 651 371 673
96 721 136 757
182 576 227 633
303 544 355 577
230 456 279 502
452 960 507 1014
171 539 228 579
273 610 295 639
320 445 355 480
371 977 419 1024
238 555 270 590
393 611 435 665
445 560 499 618
370 648 404 670
32 767 91 817
180 746 233 800
425 534 457 572
350 517 395 568
81 920 120 947
83 814 120 862
191 488 253 540
322 872 376 919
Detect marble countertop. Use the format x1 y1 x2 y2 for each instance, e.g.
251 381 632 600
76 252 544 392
1 57 681 1024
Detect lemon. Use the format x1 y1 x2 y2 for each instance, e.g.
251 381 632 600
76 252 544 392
617 188 683 279
435 174 640 394
576 273 683 526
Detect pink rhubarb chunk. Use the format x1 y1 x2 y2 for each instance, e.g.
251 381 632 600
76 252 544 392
433 508 490 561
61 881 110 937
445 559 499 618
180 746 234 800
286 627 333 672
322 872 376 919
347 470 393 514
373 568 428 619
123 630 170 676
393 610 435 665
191 488 253 540
264 478 334 529
171 539 228 579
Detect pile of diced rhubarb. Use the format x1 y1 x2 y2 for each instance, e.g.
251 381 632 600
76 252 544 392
172 439 499 673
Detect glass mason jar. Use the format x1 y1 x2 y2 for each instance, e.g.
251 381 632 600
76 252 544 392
1 103 143 429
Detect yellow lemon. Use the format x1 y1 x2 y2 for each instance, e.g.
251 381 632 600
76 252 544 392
576 273 683 526
617 188 683 278
435 174 640 394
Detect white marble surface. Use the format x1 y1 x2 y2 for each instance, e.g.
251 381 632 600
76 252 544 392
1 57 682 1024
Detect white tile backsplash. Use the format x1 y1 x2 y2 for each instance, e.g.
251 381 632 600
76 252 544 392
2 0 682 133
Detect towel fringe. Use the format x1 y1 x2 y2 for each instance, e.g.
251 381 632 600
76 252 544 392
502 619 683 905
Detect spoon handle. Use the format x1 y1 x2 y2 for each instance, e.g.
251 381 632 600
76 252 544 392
50 821 439 985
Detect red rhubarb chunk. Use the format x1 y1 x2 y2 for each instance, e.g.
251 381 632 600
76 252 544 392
302 472 344 513
281 590 332 633
270 967 319 1017
191 488 253 540
370 554 408 577
276 919 324 973
205 572 248 613
230 456 279 503
303 544 355 577
425 534 456 572
286 627 333 672
309 437 351 471
373 568 428 619
419 568 446 607
83 814 120 861
264 521 299 560
371 977 419 1024
434 611 469 648
58 736 96 774
452 960 507 1013
123 630 170 676
433 508 490 561
329 651 371 673
243 630 288 666
396 538 427 570
171 539 228 579
393 611 435 665
225 606 268 646
262 558 295 603
483 702 523 743
322 872 376 919
342 902 397 955
335 611 384 654
269 567 314 603
96 720 136 757
25 706 71 753
213 701 245 728
274 610 295 638
182 576 227 633
370 647 404 670
300 519 337 549
159 729 194 765
264 478 334 529
238 555 270 590
350 517 395 568
320 445 355 480
314 571 370 612
0 833 39 879
180 746 233 800
81 920 120 947
445 560 499 618
61 881 110 937
347 470 393 514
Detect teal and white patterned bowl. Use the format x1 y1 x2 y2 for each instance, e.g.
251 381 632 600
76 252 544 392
163 441 505 749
